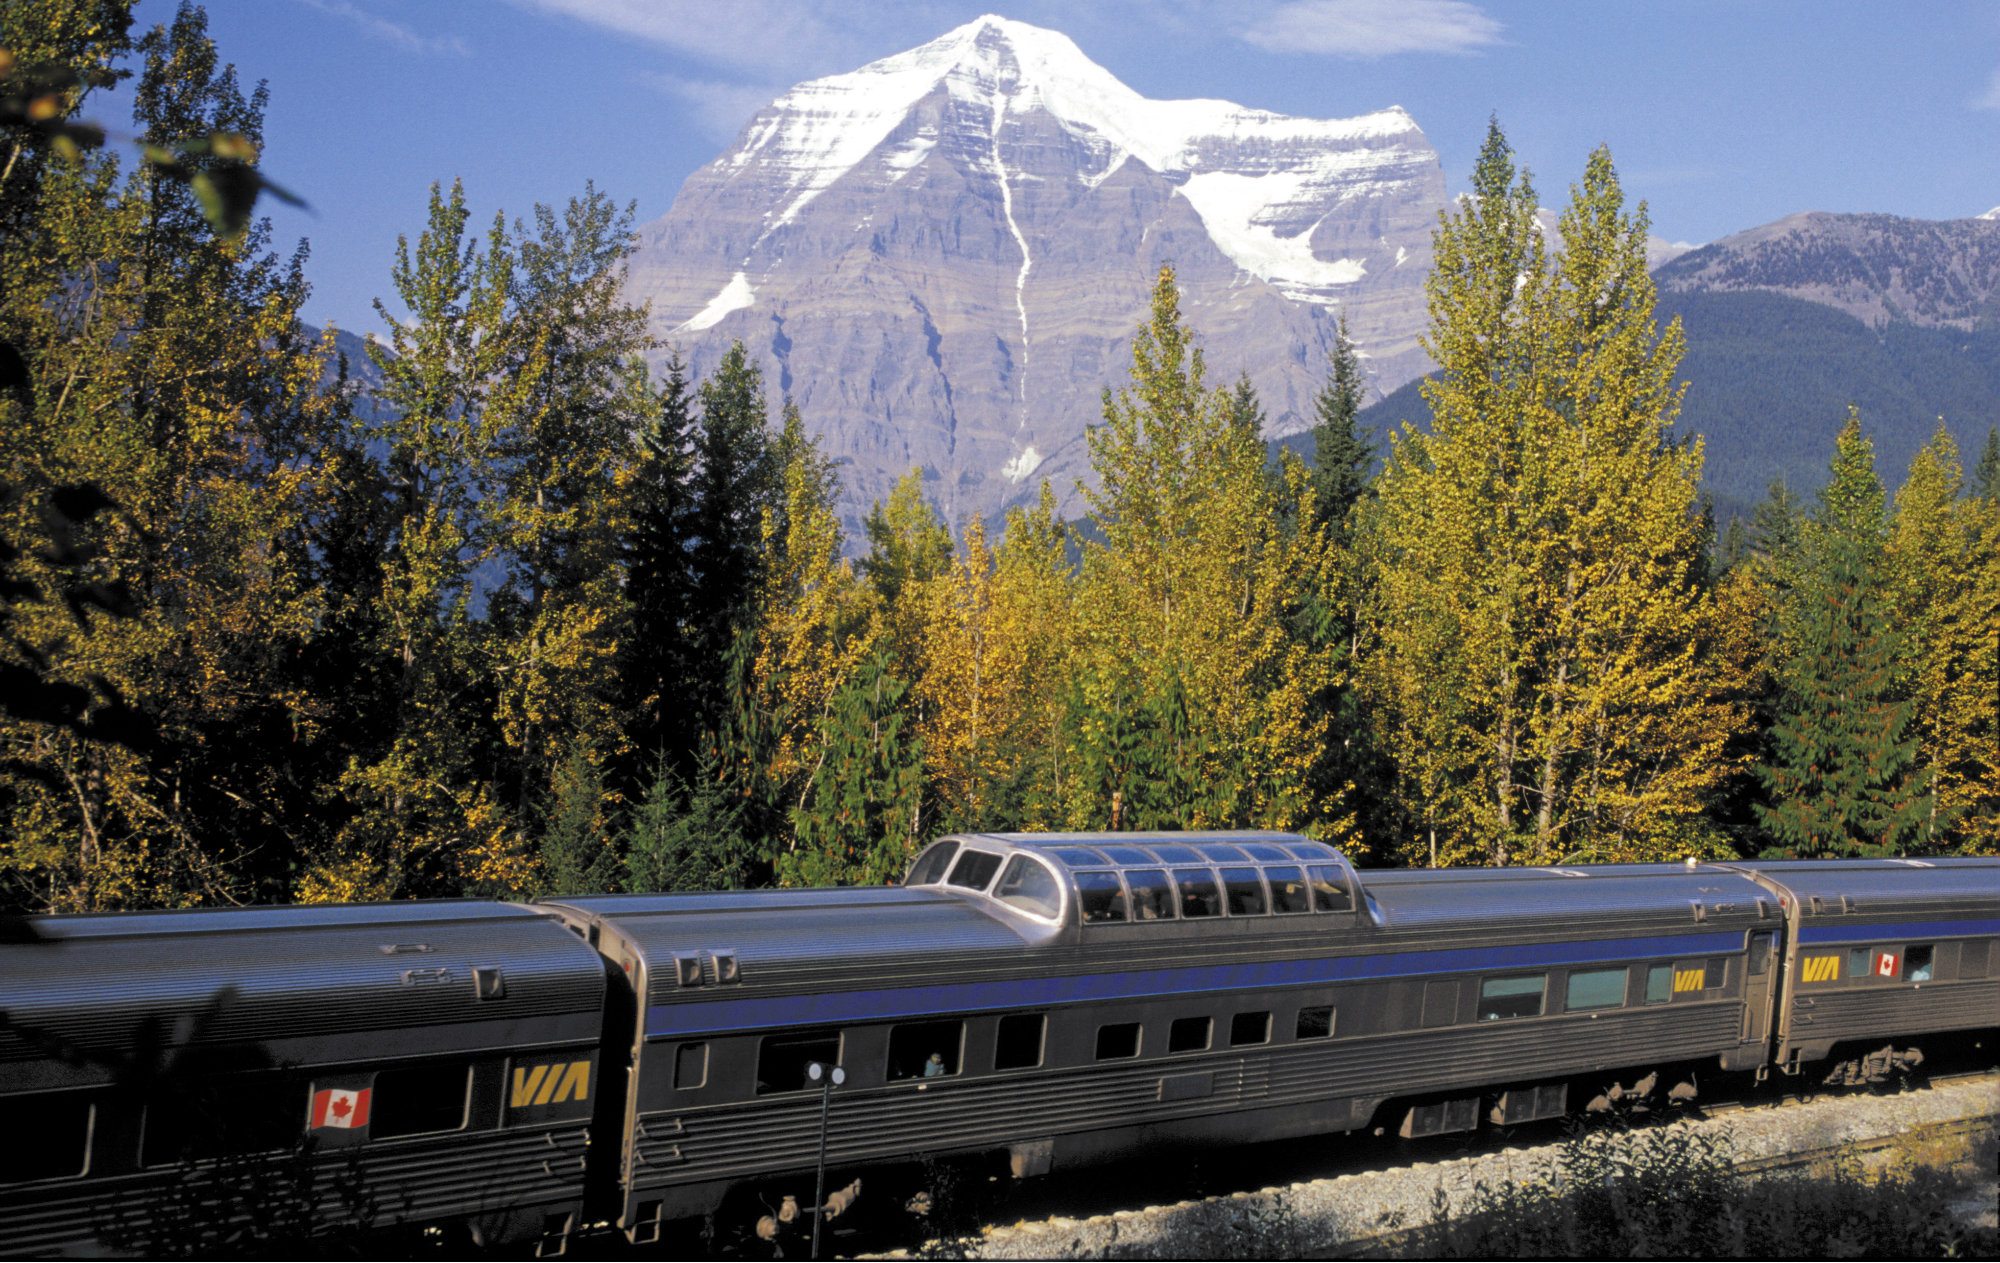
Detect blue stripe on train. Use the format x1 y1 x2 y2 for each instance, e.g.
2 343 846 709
1796 918 2000 946
645 930 1746 1038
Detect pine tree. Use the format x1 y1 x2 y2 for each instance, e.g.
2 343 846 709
1885 426 1965 850
624 748 750 892
1310 315 1372 542
536 738 619 895
784 648 927 886
1973 426 2000 502
623 351 699 772
686 343 777 731
1757 411 1927 856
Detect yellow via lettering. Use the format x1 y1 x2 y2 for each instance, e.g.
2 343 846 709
1673 967 1705 993
511 1064 550 1109
513 1060 592 1109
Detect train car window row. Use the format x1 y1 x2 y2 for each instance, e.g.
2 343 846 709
1477 974 1547 1021
994 1013 1046 1070
757 1030 842 1095
1096 1022 1142 1060
1229 1011 1272 1047
1169 1015 1212 1053
371 1062 472 1139
1564 967 1627 1012
887 1020 964 1080
143 1075 306 1166
1075 864 1353 924
0 1092 94 1184
674 1042 708 1089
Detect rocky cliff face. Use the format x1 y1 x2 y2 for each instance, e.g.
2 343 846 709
1655 210 2000 330
624 15 1444 532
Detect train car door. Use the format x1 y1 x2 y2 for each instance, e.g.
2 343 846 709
1740 929 1780 1051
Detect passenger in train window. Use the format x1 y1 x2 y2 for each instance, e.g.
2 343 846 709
923 1053 946 1078
1904 945 1934 982
1126 870 1176 920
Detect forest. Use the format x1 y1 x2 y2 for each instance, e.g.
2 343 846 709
2 4 1996 916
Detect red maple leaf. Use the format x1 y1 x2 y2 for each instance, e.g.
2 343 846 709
330 1095 351 1119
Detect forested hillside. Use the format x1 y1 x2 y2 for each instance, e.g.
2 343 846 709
2 5 1995 917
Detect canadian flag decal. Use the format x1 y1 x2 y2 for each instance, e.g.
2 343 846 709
310 1086 372 1130
1874 951 1899 977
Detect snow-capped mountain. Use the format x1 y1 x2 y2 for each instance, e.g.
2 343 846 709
625 15 1444 531
1980 205 2000 221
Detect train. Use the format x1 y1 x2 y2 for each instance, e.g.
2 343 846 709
1 832 1995 1256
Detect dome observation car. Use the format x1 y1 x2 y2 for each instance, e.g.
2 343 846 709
904 832 1363 932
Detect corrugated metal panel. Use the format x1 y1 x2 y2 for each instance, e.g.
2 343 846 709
629 1004 1740 1188
1361 865 1771 932
0 911 605 1074
1791 980 2000 1044
1734 858 2000 911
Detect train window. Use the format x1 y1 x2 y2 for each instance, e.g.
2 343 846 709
1904 945 1934 982
994 1014 1046 1070
1126 869 1177 921
995 856 1062 919
1076 871 1129 924
1102 846 1157 865
1307 865 1351 913
1198 843 1251 862
1229 1012 1271 1046
1284 840 1341 861
1564 968 1627 1012
1175 869 1222 918
946 849 1004 891
1095 1022 1141 1060
0 1093 92 1183
675 1043 709 1089
888 1021 963 1080
757 1030 842 1095
1421 979 1459 1028
1168 1016 1212 1053
1847 947 1871 978
1644 964 1673 1004
144 1075 304 1165
1148 844 1203 864
1702 958 1726 990
1477 975 1545 1021
1296 1006 1336 1040
1748 932 1775 977
906 841 958 885
373 1063 471 1139
1241 843 1290 862
1266 866 1311 914
1221 869 1267 916
1048 847 1109 869
1964 942 1992 980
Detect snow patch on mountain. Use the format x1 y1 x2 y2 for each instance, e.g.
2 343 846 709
680 271 756 332
727 14 1424 304
1981 205 2000 220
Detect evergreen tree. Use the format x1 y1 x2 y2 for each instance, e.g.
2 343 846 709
859 468 950 674
686 343 777 733
784 648 927 886
624 748 751 892
1757 411 1927 856
536 738 618 895
1973 426 2000 502
1309 315 1372 541
623 351 698 772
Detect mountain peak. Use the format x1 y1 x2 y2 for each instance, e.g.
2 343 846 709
1981 205 2000 220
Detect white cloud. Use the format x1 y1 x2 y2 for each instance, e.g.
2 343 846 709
294 0 469 56
1238 0 1503 58
511 0 877 76
1974 66 2000 111
641 73 784 143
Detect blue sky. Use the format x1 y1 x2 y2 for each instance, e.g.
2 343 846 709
113 0 2000 335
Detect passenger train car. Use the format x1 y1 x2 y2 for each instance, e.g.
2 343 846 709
1 834 1994 1256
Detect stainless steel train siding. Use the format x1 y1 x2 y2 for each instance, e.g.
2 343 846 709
1722 858 2000 1068
543 833 1793 1240
0 901 608 1255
